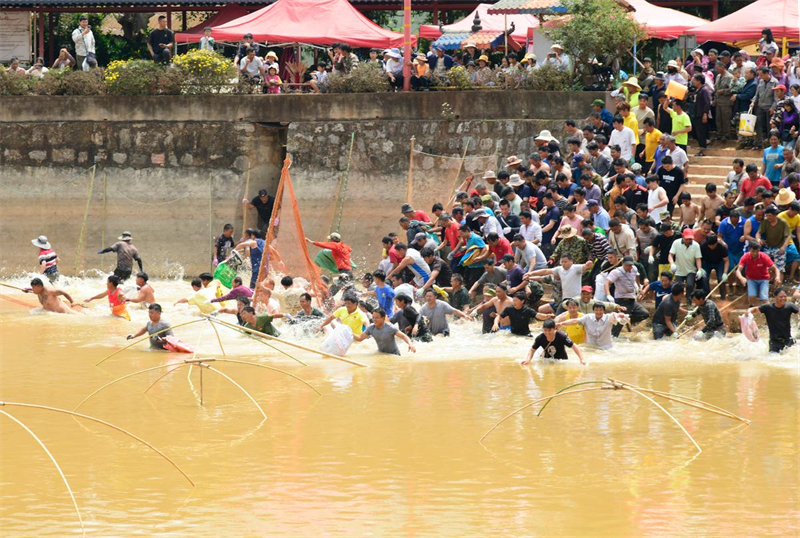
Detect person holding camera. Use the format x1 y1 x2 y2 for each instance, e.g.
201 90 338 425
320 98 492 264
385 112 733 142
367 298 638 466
148 15 174 64
71 15 96 71
544 44 570 72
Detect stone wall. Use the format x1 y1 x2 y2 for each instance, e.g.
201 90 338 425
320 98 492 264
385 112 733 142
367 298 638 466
0 121 283 276
0 91 604 277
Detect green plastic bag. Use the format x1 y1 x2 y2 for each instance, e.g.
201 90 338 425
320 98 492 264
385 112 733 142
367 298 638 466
214 261 236 289
314 249 357 274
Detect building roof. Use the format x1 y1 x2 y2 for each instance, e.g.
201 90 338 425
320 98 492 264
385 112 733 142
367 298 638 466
0 0 270 6
487 0 567 15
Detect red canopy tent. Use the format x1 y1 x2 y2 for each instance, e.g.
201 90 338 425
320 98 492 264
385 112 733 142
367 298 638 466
210 0 413 48
175 3 252 43
689 0 800 44
418 3 539 42
626 0 707 40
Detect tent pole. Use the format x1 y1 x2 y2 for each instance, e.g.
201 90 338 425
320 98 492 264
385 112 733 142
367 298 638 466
632 36 637 76
504 15 508 56
403 0 411 92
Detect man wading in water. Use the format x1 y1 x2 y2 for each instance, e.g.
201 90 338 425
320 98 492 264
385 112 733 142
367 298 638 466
23 277 77 314
97 231 143 282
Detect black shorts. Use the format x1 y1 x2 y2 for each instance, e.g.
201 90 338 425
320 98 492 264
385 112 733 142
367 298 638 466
114 267 132 282
769 338 796 353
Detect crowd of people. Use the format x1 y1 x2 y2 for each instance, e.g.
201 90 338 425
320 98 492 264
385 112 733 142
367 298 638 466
21 90 800 360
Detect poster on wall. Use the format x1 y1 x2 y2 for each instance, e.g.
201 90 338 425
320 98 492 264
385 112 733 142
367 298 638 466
0 11 31 63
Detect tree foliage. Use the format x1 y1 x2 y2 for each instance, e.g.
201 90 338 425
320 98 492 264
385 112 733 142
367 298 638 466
543 0 647 78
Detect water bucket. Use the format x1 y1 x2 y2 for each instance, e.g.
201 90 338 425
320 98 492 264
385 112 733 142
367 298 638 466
665 80 687 100
738 113 757 137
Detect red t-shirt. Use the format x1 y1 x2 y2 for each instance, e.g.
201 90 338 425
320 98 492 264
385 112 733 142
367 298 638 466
489 237 513 262
739 176 772 199
388 245 403 265
739 251 773 280
443 222 460 249
413 210 431 223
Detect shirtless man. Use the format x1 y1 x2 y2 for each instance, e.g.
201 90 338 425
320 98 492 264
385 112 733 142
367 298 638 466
24 277 77 314
468 283 514 332
127 272 155 307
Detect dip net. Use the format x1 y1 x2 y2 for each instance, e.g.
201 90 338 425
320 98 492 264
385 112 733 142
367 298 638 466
253 157 328 307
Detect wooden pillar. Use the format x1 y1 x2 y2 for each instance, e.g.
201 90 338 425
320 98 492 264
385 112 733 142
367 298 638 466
166 7 172 29
182 10 187 31
48 12 55 64
432 0 439 25
711 0 718 20
37 8 45 61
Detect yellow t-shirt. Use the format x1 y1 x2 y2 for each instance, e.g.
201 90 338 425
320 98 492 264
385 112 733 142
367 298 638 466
644 128 663 162
623 114 640 145
562 312 586 344
188 290 218 314
778 210 800 232
333 306 369 336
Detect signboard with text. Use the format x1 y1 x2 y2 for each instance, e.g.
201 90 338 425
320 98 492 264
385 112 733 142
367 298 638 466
0 11 31 63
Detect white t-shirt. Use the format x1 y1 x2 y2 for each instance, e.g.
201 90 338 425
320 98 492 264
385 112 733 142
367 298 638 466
516 241 548 270
609 126 636 162
554 264 585 299
520 222 542 243
667 147 688 170
239 56 264 78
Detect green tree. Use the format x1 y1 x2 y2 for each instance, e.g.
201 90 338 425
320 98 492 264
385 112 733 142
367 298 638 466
543 0 647 86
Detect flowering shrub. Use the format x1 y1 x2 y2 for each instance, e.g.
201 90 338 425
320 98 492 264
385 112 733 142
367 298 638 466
104 59 182 95
173 49 236 94
446 66 474 90
327 63 389 93
35 69 106 96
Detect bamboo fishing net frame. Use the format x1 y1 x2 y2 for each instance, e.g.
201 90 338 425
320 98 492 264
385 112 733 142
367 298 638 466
480 378 750 456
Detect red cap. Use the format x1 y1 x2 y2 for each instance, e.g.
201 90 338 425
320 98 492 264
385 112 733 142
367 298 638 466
682 228 695 238
581 285 594 293
772 84 787 92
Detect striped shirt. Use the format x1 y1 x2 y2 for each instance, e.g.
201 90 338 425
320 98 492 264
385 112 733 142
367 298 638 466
587 233 611 262
38 248 58 273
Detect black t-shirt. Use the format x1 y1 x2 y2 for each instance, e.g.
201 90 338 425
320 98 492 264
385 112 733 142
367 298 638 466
391 306 430 339
215 234 234 261
149 28 174 51
251 195 275 224
653 294 681 326
653 232 679 264
624 185 649 211
593 122 613 139
531 331 573 360
481 304 497 334
501 305 538 335
758 303 799 341
429 257 452 287
237 42 261 59
700 242 728 265
715 204 736 220
656 166 686 201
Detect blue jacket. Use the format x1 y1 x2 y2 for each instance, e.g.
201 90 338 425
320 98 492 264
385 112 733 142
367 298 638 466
427 53 454 71
734 78 757 113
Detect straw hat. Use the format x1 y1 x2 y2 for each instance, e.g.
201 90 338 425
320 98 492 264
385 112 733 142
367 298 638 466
478 54 489 63
464 42 477 50
667 60 679 69
416 53 428 62
776 188 796 206
558 225 577 239
551 43 564 52
118 231 132 241
31 235 51 249
482 170 497 180
622 76 641 92
508 174 525 187
506 155 523 167
535 130 559 144
266 51 278 59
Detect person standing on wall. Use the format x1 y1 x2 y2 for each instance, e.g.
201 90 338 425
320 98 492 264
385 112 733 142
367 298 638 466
243 189 275 233
148 15 174 64
71 15 95 71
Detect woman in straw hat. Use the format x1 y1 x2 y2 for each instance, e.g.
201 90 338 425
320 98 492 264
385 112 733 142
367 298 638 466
411 54 431 90
475 55 493 86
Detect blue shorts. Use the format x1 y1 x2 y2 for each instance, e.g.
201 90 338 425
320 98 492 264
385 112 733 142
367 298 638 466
728 251 742 269
747 279 770 301
786 243 800 265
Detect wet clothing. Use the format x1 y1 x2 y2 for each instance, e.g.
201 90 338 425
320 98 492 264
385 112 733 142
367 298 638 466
560 312 585 344
531 331 574 360
429 256 452 287
249 238 265 288
107 288 130 320
146 320 172 349
652 294 681 338
695 300 725 335
448 288 470 311
210 285 253 303
373 284 395 316
391 306 432 342
244 313 280 337
419 300 457 336
215 234 235 262
758 302 799 352
364 323 400 355
312 241 353 271
100 241 142 277
647 281 672 308
333 306 369 336
500 305 539 336
37 248 59 279
577 313 620 349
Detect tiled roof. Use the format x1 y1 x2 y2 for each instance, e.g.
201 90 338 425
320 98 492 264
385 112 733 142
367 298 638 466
487 0 568 15
433 30 520 51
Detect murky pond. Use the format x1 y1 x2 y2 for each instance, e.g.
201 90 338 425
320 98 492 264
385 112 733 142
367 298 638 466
1 277 797 537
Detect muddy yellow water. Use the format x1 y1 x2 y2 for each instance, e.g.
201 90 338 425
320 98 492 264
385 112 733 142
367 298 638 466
1 277 798 537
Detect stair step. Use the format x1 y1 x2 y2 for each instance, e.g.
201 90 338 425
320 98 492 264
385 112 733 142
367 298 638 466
691 164 733 175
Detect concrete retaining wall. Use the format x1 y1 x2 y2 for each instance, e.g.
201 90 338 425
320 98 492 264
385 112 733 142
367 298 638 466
0 91 604 277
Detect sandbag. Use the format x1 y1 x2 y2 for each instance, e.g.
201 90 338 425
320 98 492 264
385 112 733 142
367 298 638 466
321 324 354 356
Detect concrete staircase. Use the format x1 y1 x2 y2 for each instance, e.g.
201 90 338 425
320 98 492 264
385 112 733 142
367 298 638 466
684 144 762 199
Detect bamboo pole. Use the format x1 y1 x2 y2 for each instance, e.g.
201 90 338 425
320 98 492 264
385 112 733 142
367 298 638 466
73 164 96 275
619 385 702 455
675 266 738 336
0 282 26 291
406 136 416 204
209 319 227 357
95 318 207 366
208 316 367 367
0 401 194 487
607 378 749 424
0 409 85 537
480 386 611 442
212 358 321 396
207 317 306 366
76 363 197 411
209 175 214 273
144 364 188 394
242 164 251 234
537 380 614 417
200 364 267 421
102 170 107 248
